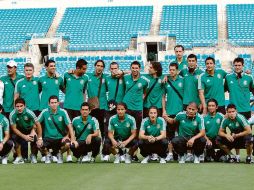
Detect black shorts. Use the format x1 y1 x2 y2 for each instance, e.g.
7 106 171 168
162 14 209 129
43 138 67 149
216 134 253 149
166 115 176 141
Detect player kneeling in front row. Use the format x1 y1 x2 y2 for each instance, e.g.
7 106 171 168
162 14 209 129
139 106 168 164
71 102 101 163
164 102 206 164
38 95 77 164
217 104 253 163
10 98 43 164
0 104 13 164
103 102 138 164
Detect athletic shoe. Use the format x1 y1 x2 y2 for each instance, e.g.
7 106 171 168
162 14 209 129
82 155 90 163
246 156 252 164
30 154 37 164
160 157 166 164
13 157 24 164
102 155 110 162
57 153 63 164
141 156 150 164
151 153 159 161
178 155 185 164
41 156 46 162
45 155 51 164
131 155 139 162
199 153 205 162
90 157 95 163
205 156 213 162
165 153 174 162
100 154 105 161
227 155 236 163
114 154 121 164
125 154 131 164
194 155 200 164
185 153 194 162
120 155 126 162
236 155 241 163
66 155 73 162
52 156 58 163
1 156 8 165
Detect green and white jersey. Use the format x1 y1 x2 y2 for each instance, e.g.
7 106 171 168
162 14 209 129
72 115 99 141
0 74 24 112
142 74 164 109
38 107 71 139
204 112 224 139
164 76 184 115
225 73 254 112
198 69 227 106
9 108 38 133
140 117 166 137
220 113 249 134
175 111 205 137
106 75 125 104
39 74 64 111
87 72 108 110
15 77 40 111
63 72 88 111
180 68 203 105
108 114 136 140
0 113 9 142
122 74 148 111
170 58 188 71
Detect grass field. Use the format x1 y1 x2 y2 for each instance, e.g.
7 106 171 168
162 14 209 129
1 161 254 190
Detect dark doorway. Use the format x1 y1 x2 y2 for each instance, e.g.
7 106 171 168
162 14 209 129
39 44 48 64
147 43 158 61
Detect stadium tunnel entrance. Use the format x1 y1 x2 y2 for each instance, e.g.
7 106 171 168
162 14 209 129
146 42 158 61
39 44 49 64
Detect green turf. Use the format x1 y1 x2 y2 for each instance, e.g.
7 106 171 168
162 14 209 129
1 162 254 190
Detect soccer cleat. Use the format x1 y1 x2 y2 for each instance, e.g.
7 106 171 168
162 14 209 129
114 154 121 164
30 154 37 164
151 153 159 161
165 153 174 162
160 157 166 164
236 155 241 163
45 155 51 164
194 155 200 164
246 156 252 164
227 155 236 163
41 156 46 162
125 154 131 164
131 155 139 162
199 153 205 162
1 156 8 165
82 155 90 163
185 153 194 162
57 153 63 164
178 155 185 164
141 156 150 164
102 155 110 162
66 155 73 163
120 155 126 162
13 157 24 164
90 157 95 163
52 156 58 163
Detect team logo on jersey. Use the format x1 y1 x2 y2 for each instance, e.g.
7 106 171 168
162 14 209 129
114 124 118 127
217 74 221 79
33 81 37 85
58 116 62 121
230 81 233 84
167 84 171 88
126 123 130 128
181 120 185 123
229 123 232 127
16 118 19 121
138 83 142 88
55 80 58 85
68 78 71 81
48 117 51 121
5 82 8 84
147 125 150 129
87 124 92 129
243 80 247 86
206 121 210 125
43 81 46 85
236 122 239 127
216 119 221 124
178 82 183 87
24 116 28 121
126 81 129 85
22 85 26 88
77 125 81 128
80 80 84 85
158 79 162 84
157 124 160 129
193 121 197 126
207 79 210 83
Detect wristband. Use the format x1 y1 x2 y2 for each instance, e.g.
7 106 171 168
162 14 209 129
38 137 43 140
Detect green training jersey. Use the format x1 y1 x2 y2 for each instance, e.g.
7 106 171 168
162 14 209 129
106 75 125 104
204 112 224 139
140 117 166 137
170 58 188 71
0 113 9 142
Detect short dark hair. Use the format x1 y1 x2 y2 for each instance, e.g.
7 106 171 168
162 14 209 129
45 60 55 67
233 57 244 65
150 61 162 77
117 102 127 110
149 106 158 113
169 62 179 70
131 61 141 68
24 63 34 69
76 59 88 69
207 98 218 106
187 54 197 61
226 104 236 111
48 95 59 103
174 45 185 51
187 102 198 109
110 62 119 68
205 57 215 64
94 59 105 68
81 102 90 110
15 98 26 106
